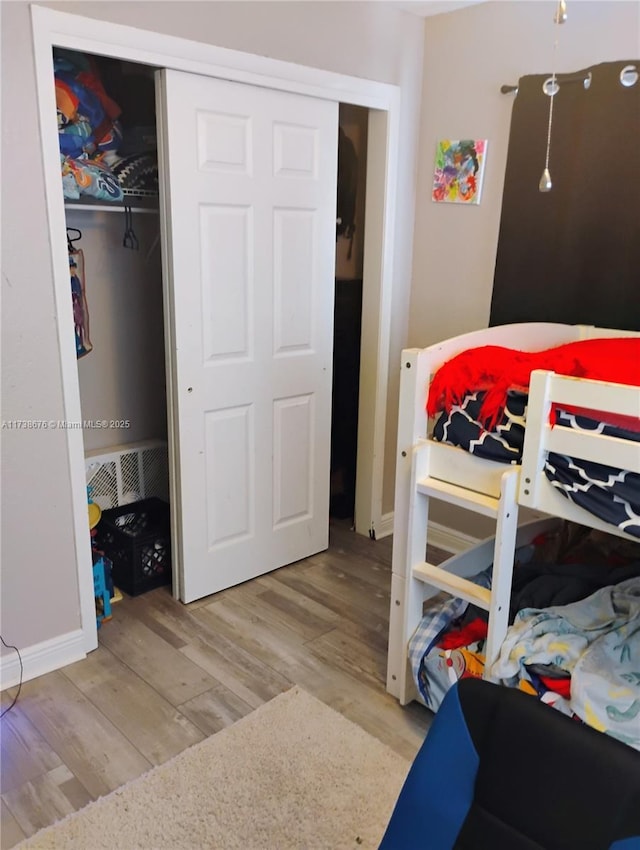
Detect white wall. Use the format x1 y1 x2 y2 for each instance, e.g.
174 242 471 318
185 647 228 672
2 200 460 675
1 2 424 661
411 0 639 348
382 0 640 533
2 4 83 656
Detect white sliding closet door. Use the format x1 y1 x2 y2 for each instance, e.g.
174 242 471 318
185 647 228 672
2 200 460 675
159 69 338 602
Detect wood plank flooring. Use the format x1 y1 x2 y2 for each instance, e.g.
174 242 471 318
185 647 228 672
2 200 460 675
0 521 446 848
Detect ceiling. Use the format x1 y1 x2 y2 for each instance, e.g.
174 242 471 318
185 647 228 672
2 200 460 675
390 1 487 17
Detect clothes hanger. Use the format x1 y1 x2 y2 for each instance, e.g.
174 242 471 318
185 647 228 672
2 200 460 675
122 205 139 251
67 227 82 252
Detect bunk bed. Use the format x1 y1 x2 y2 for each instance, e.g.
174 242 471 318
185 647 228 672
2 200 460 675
386 322 640 742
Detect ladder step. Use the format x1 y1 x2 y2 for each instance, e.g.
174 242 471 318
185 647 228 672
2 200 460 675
416 476 500 518
412 561 492 611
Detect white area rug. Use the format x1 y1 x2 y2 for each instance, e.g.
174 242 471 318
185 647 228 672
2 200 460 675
17 687 410 850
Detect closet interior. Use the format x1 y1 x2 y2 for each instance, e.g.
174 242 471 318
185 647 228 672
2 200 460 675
57 47 170 614
331 104 368 522
56 47 369 623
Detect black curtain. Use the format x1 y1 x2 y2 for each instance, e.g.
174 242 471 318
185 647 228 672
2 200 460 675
490 61 640 331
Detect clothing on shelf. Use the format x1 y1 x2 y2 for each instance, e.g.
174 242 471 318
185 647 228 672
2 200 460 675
56 49 158 203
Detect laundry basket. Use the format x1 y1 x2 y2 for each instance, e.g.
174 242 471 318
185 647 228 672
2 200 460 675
94 497 171 596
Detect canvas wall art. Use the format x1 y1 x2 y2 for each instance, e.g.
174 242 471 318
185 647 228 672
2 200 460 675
432 139 487 205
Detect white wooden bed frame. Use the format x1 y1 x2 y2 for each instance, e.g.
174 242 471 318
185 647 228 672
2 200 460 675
386 322 640 706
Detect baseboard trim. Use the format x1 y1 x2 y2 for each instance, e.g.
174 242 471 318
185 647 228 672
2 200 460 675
377 512 395 539
377 512 479 555
427 521 480 555
0 629 86 691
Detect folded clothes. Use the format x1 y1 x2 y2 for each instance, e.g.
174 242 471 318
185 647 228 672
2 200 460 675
63 155 124 202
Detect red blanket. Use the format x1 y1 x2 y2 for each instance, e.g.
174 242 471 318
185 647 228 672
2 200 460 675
426 337 640 431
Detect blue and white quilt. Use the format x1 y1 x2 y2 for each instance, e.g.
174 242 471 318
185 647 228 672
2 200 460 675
490 577 640 750
433 393 640 538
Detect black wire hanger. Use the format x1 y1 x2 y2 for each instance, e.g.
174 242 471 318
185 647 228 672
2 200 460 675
122 205 139 251
67 227 82 253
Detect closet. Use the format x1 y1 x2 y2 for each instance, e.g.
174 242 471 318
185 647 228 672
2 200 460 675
57 48 170 604
59 52 166 445
331 105 368 522
56 47 369 614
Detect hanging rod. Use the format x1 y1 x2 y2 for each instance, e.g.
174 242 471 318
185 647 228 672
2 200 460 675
64 203 158 214
501 71 592 94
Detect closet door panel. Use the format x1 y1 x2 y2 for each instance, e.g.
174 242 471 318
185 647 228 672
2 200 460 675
200 204 251 362
204 404 254 547
160 69 338 602
273 209 316 353
273 393 313 527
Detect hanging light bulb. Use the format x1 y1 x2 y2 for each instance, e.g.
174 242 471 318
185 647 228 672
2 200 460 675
539 82 557 193
539 168 552 192
554 0 567 24
539 1 567 192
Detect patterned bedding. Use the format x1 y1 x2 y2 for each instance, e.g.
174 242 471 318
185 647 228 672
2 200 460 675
433 391 640 538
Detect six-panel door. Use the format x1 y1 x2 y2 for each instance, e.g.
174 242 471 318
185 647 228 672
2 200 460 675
161 69 339 602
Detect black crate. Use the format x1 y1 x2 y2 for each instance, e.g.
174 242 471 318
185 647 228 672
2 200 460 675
94 497 171 596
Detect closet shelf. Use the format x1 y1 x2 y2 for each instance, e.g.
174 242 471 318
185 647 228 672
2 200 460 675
64 190 159 215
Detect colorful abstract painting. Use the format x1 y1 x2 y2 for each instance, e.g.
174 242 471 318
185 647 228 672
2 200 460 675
432 139 487 205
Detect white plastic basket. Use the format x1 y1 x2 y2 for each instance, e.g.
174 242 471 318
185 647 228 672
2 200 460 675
85 439 169 510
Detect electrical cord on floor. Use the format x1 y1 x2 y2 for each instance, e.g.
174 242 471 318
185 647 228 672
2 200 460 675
0 635 23 717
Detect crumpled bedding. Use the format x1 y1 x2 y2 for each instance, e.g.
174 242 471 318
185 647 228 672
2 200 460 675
509 559 640 622
427 337 640 430
490 577 640 750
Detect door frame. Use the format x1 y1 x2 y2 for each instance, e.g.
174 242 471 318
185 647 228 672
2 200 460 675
31 4 401 651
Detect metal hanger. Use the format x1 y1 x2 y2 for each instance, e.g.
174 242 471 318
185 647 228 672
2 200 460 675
67 227 82 252
122 205 139 251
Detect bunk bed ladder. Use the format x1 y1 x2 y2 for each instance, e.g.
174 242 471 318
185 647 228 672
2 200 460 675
414 441 518 688
387 345 524 704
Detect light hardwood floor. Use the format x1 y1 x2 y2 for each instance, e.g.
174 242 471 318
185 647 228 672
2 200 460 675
1 521 446 848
